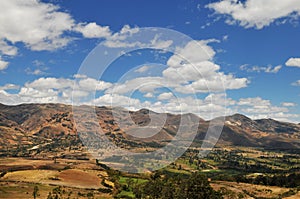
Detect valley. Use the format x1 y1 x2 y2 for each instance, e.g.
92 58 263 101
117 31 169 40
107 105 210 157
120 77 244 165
0 103 300 198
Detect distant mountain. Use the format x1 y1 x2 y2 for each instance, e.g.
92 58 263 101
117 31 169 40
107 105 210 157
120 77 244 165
219 114 300 148
0 103 300 154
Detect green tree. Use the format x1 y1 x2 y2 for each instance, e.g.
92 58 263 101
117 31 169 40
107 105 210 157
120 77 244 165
183 173 222 199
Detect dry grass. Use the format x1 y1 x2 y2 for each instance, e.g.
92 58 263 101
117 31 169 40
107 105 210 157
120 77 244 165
284 191 300 199
0 182 53 199
1 169 110 189
53 169 104 189
2 170 57 183
212 181 295 199
0 182 113 199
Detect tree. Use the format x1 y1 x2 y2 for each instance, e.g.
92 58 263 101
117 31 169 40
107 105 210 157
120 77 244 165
133 172 222 199
183 173 222 199
33 185 39 199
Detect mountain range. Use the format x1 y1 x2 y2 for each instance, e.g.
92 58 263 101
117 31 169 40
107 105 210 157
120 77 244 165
0 103 300 154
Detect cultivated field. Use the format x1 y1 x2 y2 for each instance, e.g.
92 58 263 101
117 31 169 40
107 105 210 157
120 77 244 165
0 158 114 199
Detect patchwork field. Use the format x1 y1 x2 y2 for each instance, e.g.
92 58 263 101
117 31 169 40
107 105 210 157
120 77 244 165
0 158 114 199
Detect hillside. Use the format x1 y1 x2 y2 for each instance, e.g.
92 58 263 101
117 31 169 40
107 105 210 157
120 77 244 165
0 103 300 156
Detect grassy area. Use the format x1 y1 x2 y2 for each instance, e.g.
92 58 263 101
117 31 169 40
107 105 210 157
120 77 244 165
0 182 53 199
119 176 148 185
117 176 148 198
164 167 191 175
117 190 135 198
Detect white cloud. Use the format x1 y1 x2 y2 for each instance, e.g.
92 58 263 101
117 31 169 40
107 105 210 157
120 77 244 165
144 93 154 98
73 74 88 79
167 40 217 68
26 77 74 90
157 92 174 101
92 93 142 108
163 61 221 82
174 73 247 93
222 35 229 41
0 83 19 90
0 57 9 70
148 95 228 119
150 34 173 49
163 40 248 93
103 25 174 49
78 78 112 91
25 68 46 75
109 25 140 41
0 0 75 51
74 22 111 39
19 87 59 99
240 64 282 73
105 76 167 95
25 60 49 75
0 76 113 105
292 80 300 86
135 65 151 73
282 102 297 107
0 0 132 58
234 97 300 122
238 97 271 106
207 0 300 29
104 39 248 96
0 40 18 56
286 57 300 67
0 76 298 122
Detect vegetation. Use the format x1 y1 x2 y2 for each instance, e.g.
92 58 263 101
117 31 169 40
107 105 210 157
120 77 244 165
132 172 222 199
1 130 300 199
32 185 39 199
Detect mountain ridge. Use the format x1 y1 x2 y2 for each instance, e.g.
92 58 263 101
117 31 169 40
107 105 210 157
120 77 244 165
0 103 300 154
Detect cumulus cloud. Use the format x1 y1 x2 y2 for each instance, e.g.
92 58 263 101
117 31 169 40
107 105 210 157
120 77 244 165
286 57 300 67
238 97 270 106
235 97 299 122
240 64 282 73
104 39 248 97
103 25 174 49
0 76 113 105
0 83 19 90
0 57 9 71
109 25 140 41
207 0 300 29
0 76 298 122
74 22 112 39
0 40 18 56
92 93 142 108
78 78 112 91
144 93 154 98
157 92 174 101
0 0 75 51
25 77 74 90
164 40 248 93
167 40 217 67
0 0 141 72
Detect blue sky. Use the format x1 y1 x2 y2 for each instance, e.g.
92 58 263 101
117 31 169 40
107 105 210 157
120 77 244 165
0 0 300 122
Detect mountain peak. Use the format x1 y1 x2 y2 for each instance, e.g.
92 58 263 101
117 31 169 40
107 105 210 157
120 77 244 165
227 113 252 121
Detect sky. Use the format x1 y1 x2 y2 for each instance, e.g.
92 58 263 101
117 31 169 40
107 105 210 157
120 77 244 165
0 0 300 122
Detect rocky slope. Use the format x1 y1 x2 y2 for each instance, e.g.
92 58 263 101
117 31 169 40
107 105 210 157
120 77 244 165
0 103 300 153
